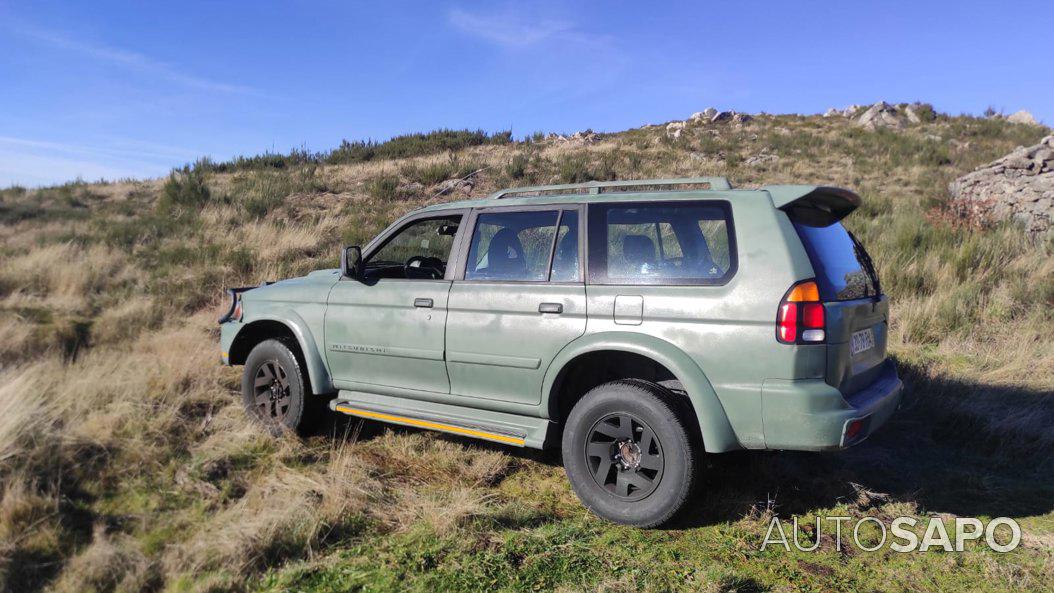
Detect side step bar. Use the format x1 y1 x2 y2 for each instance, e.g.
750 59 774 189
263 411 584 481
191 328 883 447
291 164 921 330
328 391 551 448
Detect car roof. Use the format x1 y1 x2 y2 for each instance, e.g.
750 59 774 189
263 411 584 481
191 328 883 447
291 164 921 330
415 178 838 213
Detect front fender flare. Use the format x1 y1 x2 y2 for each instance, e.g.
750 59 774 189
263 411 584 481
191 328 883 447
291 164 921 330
230 311 334 395
542 332 740 453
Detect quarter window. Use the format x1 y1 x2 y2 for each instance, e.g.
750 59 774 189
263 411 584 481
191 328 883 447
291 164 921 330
588 202 735 285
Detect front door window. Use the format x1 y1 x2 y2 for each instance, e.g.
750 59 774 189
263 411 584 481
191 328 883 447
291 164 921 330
365 215 461 280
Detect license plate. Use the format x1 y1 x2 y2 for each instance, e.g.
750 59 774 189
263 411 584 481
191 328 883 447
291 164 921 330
850 328 875 356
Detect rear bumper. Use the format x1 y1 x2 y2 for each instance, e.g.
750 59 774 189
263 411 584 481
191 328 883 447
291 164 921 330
761 360 903 451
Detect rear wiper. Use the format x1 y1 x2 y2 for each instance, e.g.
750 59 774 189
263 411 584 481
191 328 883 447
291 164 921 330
848 231 882 296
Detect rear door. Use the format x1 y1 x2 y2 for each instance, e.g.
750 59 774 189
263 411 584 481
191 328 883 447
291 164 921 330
445 206 586 406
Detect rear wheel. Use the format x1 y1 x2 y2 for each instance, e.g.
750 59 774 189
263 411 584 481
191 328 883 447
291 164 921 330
242 339 310 434
562 380 696 527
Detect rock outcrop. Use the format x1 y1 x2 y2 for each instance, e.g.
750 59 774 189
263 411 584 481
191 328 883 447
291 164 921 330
823 105 863 118
1007 110 1039 125
690 108 717 121
664 109 753 138
949 135 1054 233
665 121 685 139
856 101 908 130
833 101 935 129
548 130 600 146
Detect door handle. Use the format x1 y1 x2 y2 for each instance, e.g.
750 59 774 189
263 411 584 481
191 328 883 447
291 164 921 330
414 298 433 308
538 302 563 314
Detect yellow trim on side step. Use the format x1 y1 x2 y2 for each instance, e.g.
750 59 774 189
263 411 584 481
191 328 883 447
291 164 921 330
333 404 525 446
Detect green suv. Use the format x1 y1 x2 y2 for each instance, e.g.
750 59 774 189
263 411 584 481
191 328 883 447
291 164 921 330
219 177 902 526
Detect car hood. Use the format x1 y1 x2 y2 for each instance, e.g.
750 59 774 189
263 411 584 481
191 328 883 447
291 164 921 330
242 268 341 303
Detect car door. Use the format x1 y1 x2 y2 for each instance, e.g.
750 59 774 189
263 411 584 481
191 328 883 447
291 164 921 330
445 206 587 406
325 212 466 394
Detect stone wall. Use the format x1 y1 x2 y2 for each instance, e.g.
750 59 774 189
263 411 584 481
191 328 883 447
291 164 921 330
949 136 1054 234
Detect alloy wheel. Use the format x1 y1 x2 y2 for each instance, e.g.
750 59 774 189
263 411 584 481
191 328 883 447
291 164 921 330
585 412 664 501
253 360 291 422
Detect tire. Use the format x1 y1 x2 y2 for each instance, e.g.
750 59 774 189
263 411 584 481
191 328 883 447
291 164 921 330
562 380 697 527
241 339 312 435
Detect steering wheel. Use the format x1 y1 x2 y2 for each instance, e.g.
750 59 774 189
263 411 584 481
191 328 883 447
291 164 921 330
405 256 444 279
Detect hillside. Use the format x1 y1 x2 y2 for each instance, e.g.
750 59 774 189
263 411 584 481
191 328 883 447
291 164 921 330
1 108 1052 593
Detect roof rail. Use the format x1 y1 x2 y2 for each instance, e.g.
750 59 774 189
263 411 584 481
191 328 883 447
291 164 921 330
488 177 732 199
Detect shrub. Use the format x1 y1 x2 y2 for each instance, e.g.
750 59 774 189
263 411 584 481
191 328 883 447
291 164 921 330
913 102 938 122
557 155 590 184
505 153 531 180
230 165 327 219
100 210 198 249
326 129 511 165
200 148 318 173
401 154 471 186
159 163 211 211
365 174 400 201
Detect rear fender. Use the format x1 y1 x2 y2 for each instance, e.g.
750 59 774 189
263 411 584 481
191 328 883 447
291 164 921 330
542 332 740 453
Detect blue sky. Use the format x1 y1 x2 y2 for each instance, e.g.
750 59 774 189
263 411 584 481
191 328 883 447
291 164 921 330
1 0 1051 187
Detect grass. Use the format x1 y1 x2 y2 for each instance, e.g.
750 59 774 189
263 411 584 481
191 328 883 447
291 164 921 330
0 110 1051 593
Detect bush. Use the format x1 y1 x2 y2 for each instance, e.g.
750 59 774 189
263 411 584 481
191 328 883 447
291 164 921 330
913 102 938 123
400 154 474 186
505 153 531 180
101 212 195 249
230 165 327 219
200 148 318 173
365 175 400 201
326 129 512 165
557 155 590 184
159 163 211 211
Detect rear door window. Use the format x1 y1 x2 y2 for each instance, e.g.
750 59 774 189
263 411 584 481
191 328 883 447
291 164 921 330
793 222 880 301
587 201 736 285
464 209 580 282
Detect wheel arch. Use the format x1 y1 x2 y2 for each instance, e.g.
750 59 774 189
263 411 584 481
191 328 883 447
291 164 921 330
227 313 334 395
543 332 740 453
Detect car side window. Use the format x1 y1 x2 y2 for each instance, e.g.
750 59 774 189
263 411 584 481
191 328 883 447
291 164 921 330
465 210 563 281
588 201 735 285
365 215 461 279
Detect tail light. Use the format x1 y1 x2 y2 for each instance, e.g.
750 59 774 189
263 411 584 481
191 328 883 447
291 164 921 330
777 280 825 344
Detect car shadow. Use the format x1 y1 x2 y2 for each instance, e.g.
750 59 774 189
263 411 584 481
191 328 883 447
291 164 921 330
673 365 1054 528
312 363 1053 530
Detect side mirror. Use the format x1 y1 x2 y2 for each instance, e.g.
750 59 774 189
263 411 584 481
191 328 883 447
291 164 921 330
340 245 362 279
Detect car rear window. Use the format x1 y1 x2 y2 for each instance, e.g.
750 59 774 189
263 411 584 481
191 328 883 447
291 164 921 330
793 222 880 301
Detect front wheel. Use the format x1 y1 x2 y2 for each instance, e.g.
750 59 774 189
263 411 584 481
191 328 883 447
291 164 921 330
241 339 310 434
562 380 697 527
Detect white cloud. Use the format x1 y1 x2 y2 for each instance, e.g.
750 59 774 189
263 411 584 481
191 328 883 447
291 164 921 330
0 136 198 187
22 27 257 95
447 7 599 49
0 135 200 163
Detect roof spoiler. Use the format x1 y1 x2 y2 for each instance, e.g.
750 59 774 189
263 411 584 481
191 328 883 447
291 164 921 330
763 185 861 226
